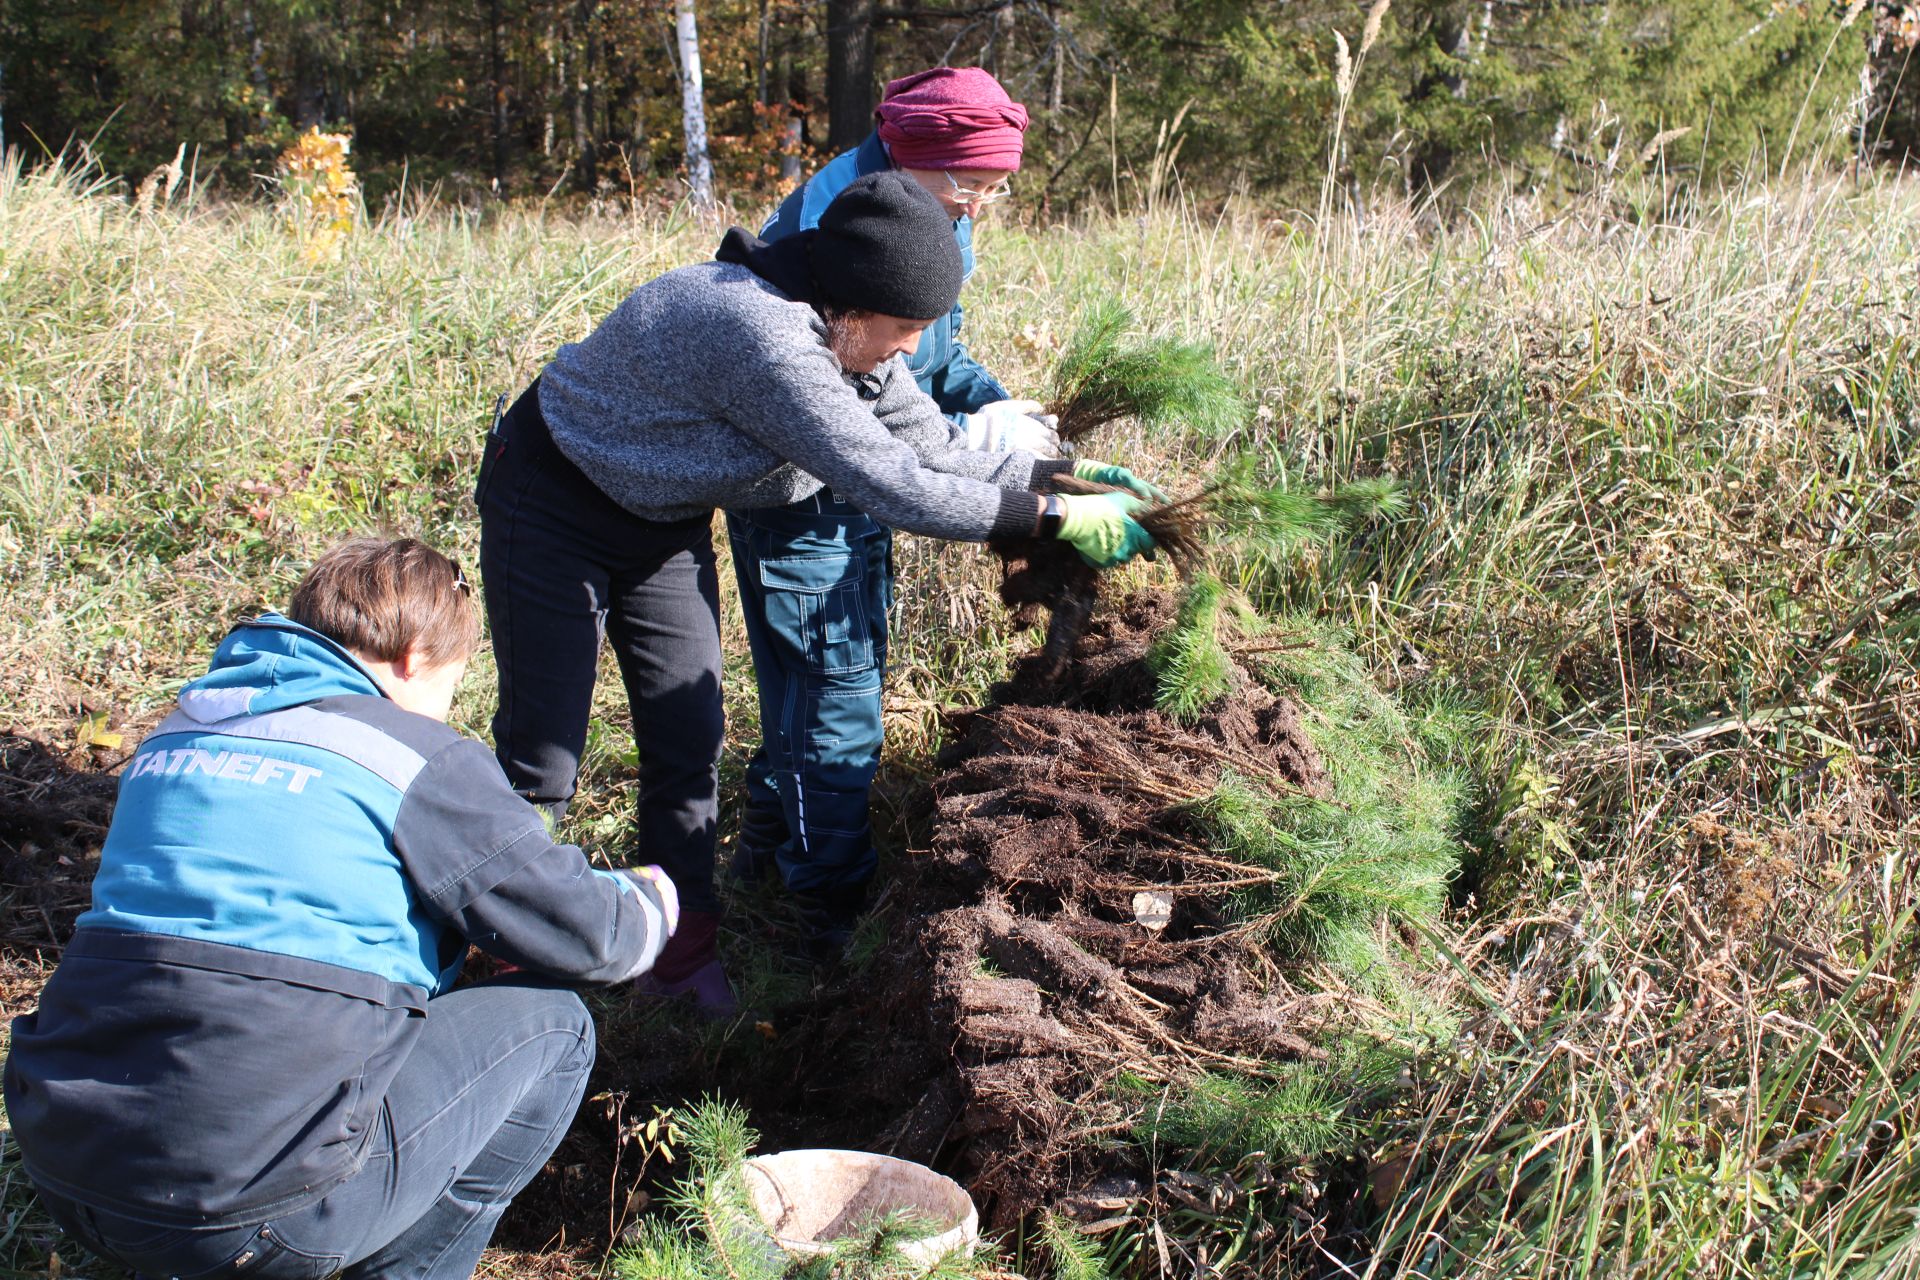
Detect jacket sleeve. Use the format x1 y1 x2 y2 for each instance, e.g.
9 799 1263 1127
391 739 672 984
719 344 1045 542
876 366 1069 488
926 298 1013 418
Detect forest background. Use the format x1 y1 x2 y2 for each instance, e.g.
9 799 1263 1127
5 0 1920 212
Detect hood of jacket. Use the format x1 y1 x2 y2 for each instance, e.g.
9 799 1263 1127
176 613 387 723
714 225 819 305
713 226 887 398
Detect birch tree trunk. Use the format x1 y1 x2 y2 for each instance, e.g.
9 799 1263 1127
542 19 557 159
1047 3 1064 121
675 0 715 207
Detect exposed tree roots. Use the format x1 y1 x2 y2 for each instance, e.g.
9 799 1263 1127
990 474 1213 685
777 590 1332 1227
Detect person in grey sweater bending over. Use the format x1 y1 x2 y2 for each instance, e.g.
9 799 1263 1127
476 171 1160 1015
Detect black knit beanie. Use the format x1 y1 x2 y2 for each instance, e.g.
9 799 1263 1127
808 171 964 321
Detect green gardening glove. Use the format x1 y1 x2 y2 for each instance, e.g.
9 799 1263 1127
1057 492 1157 568
1072 459 1171 503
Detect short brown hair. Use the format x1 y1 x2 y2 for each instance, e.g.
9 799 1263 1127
288 538 479 668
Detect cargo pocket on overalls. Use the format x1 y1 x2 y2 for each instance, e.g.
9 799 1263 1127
759 553 872 677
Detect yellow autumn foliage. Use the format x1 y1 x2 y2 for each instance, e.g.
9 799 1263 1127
276 128 359 262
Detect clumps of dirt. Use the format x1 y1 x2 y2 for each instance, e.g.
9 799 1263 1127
0 732 124 1024
0 733 121 951
990 535 1102 686
990 475 1214 685
802 589 1333 1227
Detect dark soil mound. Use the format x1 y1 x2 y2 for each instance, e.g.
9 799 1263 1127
762 588 1331 1229
989 536 1101 685
988 475 1212 687
0 732 121 955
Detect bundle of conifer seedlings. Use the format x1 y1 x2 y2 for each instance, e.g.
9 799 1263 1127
881 582 1462 1244
626 573 1466 1271
992 301 1396 683
991 301 1239 680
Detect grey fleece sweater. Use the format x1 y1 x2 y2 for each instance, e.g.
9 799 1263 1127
538 260 1053 541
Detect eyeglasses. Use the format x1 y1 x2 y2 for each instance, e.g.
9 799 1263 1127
448 558 472 598
943 171 1012 207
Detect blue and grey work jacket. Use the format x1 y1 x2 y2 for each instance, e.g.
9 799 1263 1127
762 132 1011 419
3 615 671 1226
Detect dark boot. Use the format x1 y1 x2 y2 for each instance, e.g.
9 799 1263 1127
727 754 789 885
792 880 871 964
721 805 783 886
634 910 737 1018
726 830 781 886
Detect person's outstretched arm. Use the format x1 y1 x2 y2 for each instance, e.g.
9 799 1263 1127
872 362 1068 488
392 739 675 984
721 344 1050 541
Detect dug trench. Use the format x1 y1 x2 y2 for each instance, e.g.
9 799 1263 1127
495 584 1340 1259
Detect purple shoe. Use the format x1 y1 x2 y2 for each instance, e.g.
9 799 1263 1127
635 956 738 1019
634 910 738 1019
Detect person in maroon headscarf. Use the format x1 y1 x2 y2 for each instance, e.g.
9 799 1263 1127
717 69 1159 978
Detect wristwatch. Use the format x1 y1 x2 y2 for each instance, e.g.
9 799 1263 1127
1037 492 1066 538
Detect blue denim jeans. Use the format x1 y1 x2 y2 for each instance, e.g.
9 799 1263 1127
35 980 594 1280
725 492 891 894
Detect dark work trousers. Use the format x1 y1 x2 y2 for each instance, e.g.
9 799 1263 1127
476 381 725 915
725 495 891 895
36 980 595 1280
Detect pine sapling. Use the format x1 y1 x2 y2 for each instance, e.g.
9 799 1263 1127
614 1097 782 1280
613 1097 1006 1280
1003 468 1402 686
1134 1068 1350 1169
1038 1212 1112 1280
997 300 1252 680
1043 299 1247 444
1004 300 1402 686
1148 571 1234 721
794 1216 994 1280
1132 463 1406 572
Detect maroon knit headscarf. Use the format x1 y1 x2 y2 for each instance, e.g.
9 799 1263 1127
874 67 1029 172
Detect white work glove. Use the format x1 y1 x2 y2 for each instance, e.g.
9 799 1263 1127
960 399 1063 457
631 864 681 935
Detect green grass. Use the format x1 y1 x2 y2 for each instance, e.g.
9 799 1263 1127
1 147 1916 1277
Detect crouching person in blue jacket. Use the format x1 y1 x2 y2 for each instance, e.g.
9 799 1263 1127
3 537 679 1280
